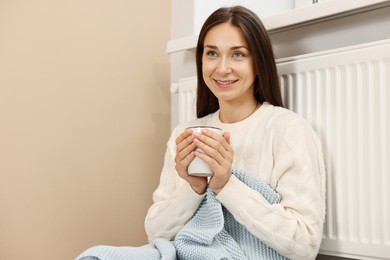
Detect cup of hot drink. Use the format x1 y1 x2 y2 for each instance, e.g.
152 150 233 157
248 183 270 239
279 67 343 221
187 126 223 177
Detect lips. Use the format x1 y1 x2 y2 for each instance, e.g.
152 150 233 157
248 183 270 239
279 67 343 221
214 79 238 88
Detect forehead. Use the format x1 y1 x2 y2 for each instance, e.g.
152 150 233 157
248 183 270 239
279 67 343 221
204 23 248 48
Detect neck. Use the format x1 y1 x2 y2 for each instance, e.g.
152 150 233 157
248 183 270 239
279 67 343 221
219 100 259 123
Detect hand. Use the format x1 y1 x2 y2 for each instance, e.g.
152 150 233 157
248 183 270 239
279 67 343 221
193 130 233 194
175 129 207 194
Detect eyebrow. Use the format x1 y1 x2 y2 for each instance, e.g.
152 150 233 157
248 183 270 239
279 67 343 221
204 45 249 50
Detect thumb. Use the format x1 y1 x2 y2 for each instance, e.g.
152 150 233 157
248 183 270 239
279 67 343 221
223 131 231 145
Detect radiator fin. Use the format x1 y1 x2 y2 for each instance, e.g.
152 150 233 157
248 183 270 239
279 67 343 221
278 41 390 259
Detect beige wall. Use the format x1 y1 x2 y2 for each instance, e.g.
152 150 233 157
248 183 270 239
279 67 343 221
0 0 171 259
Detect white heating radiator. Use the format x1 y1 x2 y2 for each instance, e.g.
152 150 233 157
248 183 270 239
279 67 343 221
171 39 390 259
278 40 390 260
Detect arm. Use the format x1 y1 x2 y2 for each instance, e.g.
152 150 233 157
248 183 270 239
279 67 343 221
144 128 206 242
216 119 326 260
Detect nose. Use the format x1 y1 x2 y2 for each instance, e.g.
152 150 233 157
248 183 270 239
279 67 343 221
216 57 232 74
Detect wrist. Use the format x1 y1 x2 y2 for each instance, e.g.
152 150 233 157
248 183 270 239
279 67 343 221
191 184 207 195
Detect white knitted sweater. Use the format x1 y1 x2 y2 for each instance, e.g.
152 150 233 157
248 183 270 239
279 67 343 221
145 102 326 260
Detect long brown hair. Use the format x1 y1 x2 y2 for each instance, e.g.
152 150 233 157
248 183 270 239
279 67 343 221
196 6 283 118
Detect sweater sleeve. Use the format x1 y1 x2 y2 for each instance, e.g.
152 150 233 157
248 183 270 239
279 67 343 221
144 127 206 243
216 118 326 260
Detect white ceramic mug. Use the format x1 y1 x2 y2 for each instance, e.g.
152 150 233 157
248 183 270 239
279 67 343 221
187 126 223 177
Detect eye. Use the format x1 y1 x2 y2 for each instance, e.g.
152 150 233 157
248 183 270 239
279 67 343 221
205 50 218 57
232 52 245 58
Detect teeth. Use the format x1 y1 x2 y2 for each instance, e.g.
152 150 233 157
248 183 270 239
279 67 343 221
217 80 236 85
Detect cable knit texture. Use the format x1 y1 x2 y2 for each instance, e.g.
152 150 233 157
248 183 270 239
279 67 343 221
76 169 287 260
78 102 326 260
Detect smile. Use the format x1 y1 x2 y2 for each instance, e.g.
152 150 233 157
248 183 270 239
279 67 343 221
214 79 238 87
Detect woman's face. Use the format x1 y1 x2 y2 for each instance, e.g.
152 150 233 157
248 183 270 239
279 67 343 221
202 22 256 105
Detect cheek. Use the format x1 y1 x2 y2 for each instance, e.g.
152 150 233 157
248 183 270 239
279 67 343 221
246 71 256 83
202 61 212 73
242 64 256 82
202 63 213 81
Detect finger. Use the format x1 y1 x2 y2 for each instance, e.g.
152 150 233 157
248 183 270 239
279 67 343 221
175 129 193 146
194 137 225 162
201 129 231 149
176 130 195 153
177 140 196 159
223 132 231 145
194 150 220 170
195 131 230 159
195 150 228 176
176 150 196 171
194 132 234 171
176 141 196 171
198 130 224 148
175 130 197 171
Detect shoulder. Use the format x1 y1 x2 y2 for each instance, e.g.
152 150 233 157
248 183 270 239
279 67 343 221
262 104 320 150
263 104 310 132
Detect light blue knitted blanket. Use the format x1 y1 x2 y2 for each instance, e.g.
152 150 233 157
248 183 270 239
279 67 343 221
76 169 289 260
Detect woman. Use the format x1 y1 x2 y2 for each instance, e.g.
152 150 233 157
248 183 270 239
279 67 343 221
78 5 325 260
145 5 325 260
